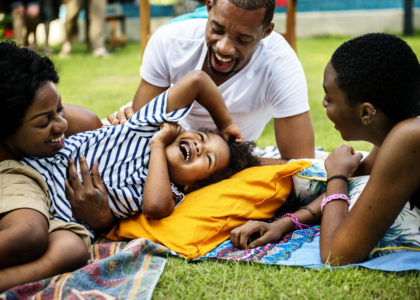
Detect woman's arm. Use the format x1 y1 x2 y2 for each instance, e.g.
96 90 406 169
320 119 420 265
230 194 323 249
142 123 181 219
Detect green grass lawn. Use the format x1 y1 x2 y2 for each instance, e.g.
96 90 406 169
36 33 420 299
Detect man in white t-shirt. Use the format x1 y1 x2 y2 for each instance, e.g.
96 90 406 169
109 0 314 161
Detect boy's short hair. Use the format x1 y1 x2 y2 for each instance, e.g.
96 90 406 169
213 0 275 28
188 128 261 193
331 33 420 123
0 41 59 140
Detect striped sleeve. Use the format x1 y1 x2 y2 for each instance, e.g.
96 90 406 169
126 89 193 129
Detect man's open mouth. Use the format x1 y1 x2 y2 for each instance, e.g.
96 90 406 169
179 141 191 162
211 50 237 74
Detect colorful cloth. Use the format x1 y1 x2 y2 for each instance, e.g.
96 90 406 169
198 227 420 271
197 156 420 271
2 238 169 299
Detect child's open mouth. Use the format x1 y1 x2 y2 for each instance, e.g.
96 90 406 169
179 141 191 162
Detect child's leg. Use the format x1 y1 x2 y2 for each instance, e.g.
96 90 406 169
0 229 88 292
0 208 49 268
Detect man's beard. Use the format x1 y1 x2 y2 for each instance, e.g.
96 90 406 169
207 48 238 78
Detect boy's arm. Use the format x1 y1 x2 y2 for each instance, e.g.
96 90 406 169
142 123 181 219
166 71 242 142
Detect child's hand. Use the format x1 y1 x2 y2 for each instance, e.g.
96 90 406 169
221 123 243 144
151 122 182 146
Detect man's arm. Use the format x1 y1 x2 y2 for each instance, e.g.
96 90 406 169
133 79 169 111
63 104 103 136
107 79 169 125
273 112 315 160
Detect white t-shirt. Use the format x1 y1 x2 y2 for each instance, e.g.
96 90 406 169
140 18 309 141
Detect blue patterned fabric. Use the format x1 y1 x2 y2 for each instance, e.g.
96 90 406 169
196 150 420 271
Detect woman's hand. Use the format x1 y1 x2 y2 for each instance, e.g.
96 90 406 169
65 157 116 232
220 123 242 144
151 122 182 146
230 219 290 249
325 144 363 177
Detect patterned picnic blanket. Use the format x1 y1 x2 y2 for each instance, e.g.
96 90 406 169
197 155 420 271
198 227 420 271
1 238 169 299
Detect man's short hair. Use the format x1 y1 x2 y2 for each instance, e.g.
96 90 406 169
213 0 275 28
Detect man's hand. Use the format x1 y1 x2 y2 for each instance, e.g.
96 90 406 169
220 123 242 143
65 157 116 232
106 106 135 125
151 122 182 146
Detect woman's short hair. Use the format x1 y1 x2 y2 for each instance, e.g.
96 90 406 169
331 33 420 123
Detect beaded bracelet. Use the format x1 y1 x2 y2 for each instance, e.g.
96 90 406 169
282 213 320 236
326 174 348 185
321 193 350 213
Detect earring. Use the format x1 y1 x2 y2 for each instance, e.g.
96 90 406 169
363 119 368 125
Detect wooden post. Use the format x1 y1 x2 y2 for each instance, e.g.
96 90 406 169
403 0 413 36
139 0 151 54
285 0 297 51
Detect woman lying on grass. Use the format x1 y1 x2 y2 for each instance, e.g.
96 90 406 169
231 33 420 265
20 62 260 238
0 41 91 292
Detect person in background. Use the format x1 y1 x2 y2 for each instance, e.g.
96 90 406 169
59 0 109 57
10 0 39 50
38 0 60 54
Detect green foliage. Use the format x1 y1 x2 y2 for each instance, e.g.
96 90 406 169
49 34 420 299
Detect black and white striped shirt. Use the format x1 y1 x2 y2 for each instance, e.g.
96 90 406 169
22 91 191 236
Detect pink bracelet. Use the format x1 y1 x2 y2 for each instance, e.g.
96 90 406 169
282 213 320 237
321 193 350 213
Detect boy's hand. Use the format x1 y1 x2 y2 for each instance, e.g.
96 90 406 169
151 122 182 146
221 123 243 143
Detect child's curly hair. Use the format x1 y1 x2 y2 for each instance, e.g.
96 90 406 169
186 128 261 193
